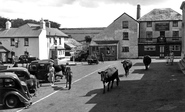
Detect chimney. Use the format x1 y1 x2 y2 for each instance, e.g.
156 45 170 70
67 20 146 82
47 21 51 28
136 4 141 20
40 18 46 30
5 21 11 30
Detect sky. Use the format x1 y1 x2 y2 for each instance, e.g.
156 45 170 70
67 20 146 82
0 0 184 28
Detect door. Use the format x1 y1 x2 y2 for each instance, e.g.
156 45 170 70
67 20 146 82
160 31 165 37
159 45 165 58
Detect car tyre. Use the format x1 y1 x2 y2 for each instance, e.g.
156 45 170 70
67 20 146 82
5 95 19 109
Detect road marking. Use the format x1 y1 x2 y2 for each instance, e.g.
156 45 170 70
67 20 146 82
16 63 115 112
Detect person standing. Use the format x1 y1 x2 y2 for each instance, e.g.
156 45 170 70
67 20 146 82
48 63 55 86
169 51 174 65
100 53 104 63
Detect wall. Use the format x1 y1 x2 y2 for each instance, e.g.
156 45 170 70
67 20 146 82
39 29 48 59
0 37 39 58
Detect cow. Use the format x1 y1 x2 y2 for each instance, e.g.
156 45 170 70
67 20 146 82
121 59 132 77
143 55 151 70
98 67 119 94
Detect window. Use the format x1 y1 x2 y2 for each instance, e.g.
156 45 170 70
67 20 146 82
4 78 15 87
49 37 51 43
122 47 129 52
146 31 152 41
173 31 179 37
122 21 128 29
24 38 29 46
59 37 61 45
123 32 129 40
147 22 152 27
144 46 156 51
173 21 178 27
169 45 180 51
10 38 15 46
53 37 57 45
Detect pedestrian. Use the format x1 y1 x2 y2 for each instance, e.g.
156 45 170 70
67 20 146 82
101 53 104 63
47 63 55 86
166 53 170 65
169 51 174 65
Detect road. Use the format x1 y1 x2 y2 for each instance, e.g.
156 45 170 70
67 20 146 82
1 59 185 112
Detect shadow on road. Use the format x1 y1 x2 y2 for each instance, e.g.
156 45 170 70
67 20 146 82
84 62 185 112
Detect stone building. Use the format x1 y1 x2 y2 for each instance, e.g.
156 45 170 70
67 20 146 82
138 8 182 58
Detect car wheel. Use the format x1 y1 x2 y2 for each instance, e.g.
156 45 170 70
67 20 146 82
5 95 19 109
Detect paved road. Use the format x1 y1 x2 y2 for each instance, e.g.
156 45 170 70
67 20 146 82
1 59 185 112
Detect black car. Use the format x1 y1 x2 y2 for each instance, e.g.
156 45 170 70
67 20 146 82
0 67 39 94
28 59 63 83
0 72 32 108
19 55 39 63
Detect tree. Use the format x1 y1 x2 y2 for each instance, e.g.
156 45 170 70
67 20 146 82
0 16 8 28
85 35 92 43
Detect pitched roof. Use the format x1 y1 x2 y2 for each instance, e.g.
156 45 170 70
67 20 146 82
65 38 82 46
0 23 68 38
138 8 182 21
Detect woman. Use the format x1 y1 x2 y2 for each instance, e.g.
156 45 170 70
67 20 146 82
48 63 55 86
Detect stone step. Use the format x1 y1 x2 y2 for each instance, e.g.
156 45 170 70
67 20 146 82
180 60 185 69
178 60 185 74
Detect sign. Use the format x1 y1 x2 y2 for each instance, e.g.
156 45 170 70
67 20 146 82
155 23 169 31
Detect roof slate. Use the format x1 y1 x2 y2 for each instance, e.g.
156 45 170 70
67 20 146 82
138 8 182 21
0 23 68 38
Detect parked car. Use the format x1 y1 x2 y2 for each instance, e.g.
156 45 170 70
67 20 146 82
27 59 63 83
19 55 39 63
0 72 32 108
0 67 39 94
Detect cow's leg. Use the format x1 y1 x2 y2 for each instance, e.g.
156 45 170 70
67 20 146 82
107 82 110 91
116 76 119 86
111 80 114 89
103 82 105 94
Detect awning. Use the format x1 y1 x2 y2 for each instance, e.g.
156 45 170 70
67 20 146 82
50 45 65 50
65 43 76 48
0 46 10 53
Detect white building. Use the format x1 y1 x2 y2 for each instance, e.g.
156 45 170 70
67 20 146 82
0 19 68 62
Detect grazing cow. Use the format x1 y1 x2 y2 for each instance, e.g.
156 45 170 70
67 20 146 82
98 67 119 94
143 55 151 70
121 60 132 77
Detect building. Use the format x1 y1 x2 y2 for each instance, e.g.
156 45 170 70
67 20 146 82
91 12 139 60
0 19 68 62
138 8 182 58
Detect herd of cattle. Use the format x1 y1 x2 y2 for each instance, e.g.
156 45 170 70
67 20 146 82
98 55 152 94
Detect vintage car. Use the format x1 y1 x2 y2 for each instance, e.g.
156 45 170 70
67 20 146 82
0 67 39 94
87 54 99 65
27 59 63 83
0 72 32 108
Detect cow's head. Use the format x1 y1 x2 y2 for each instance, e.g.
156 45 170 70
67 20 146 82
98 71 107 81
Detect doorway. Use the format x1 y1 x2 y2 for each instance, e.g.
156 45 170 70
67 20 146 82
159 45 165 58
